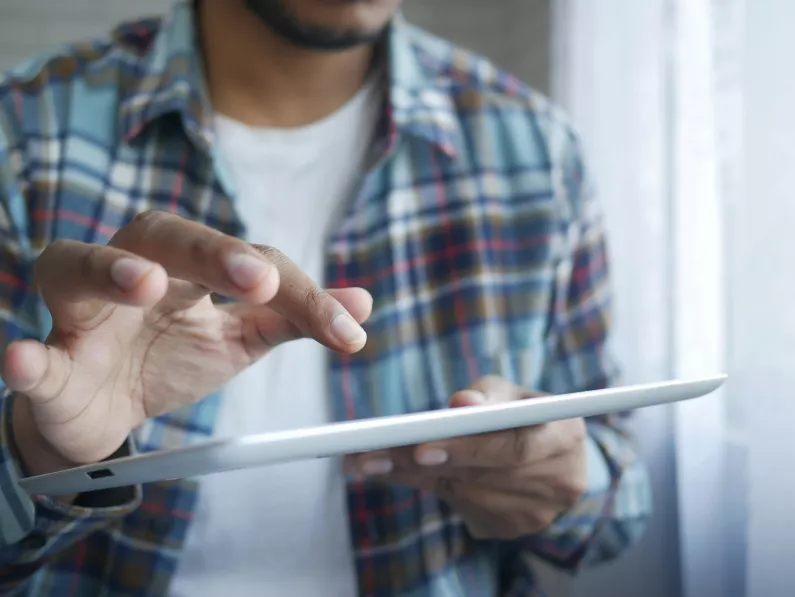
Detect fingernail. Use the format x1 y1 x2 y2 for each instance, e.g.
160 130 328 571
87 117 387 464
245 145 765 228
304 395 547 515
417 449 448 467
224 252 269 289
361 458 393 475
110 258 152 291
331 313 367 346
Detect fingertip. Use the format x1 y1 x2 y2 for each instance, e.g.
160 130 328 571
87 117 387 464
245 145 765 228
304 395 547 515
1 340 48 391
260 262 281 302
239 262 280 304
355 288 374 322
223 250 281 303
330 313 368 352
352 286 373 306
449 389 486 408
135 262 170 304
3 339 39 369
110 259 168 306
327 287 373 324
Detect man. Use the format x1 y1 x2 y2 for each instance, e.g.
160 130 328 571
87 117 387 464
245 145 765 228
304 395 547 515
0 0 651 595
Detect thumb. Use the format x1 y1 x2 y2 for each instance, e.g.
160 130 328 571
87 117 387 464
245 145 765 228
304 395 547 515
2 340 70 404
448 388 489 408
449 375 544 408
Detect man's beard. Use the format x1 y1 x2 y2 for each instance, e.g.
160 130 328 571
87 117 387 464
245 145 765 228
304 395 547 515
243 0 387 51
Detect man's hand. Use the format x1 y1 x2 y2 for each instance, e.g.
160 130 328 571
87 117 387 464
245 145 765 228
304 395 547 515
344 376 588 540
1 211 372 476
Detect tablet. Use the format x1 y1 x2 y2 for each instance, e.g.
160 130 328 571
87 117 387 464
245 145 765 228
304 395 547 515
20 374 726 496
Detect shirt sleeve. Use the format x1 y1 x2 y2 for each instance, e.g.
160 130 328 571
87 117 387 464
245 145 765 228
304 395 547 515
0 118 140 593
517 126 652 571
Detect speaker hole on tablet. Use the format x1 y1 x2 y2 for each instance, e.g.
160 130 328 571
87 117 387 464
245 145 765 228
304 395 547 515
87 468 115 480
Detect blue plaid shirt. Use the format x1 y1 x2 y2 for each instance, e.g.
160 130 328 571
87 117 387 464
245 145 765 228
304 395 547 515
0 2 651 596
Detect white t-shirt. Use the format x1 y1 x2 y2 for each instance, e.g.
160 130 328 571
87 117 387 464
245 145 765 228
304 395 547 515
169 74 382 597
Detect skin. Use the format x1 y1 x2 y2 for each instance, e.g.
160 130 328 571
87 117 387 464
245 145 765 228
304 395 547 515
344 377 589 539
3 213 374 471
243 0 401 50
1 0 589 536
199 0 401 126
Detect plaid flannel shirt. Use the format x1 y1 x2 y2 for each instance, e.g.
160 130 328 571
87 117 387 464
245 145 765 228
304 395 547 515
0 2 651 596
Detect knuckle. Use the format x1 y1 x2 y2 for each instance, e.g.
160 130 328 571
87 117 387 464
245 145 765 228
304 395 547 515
189 233 216 267
252 244 285 265
78 245 104 280
130 209 166 228
557 477 588 504
304 287 333 315
112 210 167 247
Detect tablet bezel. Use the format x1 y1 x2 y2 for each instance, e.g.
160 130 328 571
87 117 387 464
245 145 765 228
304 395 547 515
19 374 727 496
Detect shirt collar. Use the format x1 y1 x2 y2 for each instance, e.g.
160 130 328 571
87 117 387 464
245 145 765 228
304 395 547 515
383 14 462 157
118 1 462 158
118 1 214 151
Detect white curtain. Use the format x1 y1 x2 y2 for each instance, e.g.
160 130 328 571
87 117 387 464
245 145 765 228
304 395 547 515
742 2 795 596
551 1 743 596
551 3 678 595
670 1 736 595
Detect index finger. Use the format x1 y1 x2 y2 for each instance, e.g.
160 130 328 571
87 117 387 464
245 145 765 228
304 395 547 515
116 213 368 353
250 245 369 353
111 211 279 304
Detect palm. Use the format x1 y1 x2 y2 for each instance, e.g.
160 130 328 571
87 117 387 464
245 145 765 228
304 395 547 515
29 294 253 464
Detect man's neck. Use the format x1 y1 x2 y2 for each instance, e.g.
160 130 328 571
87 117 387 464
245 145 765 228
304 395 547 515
198 1 378 128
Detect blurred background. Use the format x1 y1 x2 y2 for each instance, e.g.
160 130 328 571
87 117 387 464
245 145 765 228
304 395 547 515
0 1 790 596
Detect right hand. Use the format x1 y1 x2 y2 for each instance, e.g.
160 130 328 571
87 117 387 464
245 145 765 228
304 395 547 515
0 211 372 474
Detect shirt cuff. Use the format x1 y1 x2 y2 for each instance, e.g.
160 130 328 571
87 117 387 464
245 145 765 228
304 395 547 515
0 390 141 549
540 433 612 540
585 432 611 494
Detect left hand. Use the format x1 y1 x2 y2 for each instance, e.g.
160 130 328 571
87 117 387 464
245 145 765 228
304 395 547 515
344 376 589 540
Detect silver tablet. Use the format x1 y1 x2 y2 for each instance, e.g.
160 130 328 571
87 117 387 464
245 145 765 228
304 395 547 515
19 374 726 496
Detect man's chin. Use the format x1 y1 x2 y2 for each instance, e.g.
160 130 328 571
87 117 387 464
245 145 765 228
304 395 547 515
243 0 394 52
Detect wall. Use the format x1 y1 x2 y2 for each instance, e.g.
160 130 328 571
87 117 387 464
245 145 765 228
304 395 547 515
403 0 550 95
0 0 165 70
